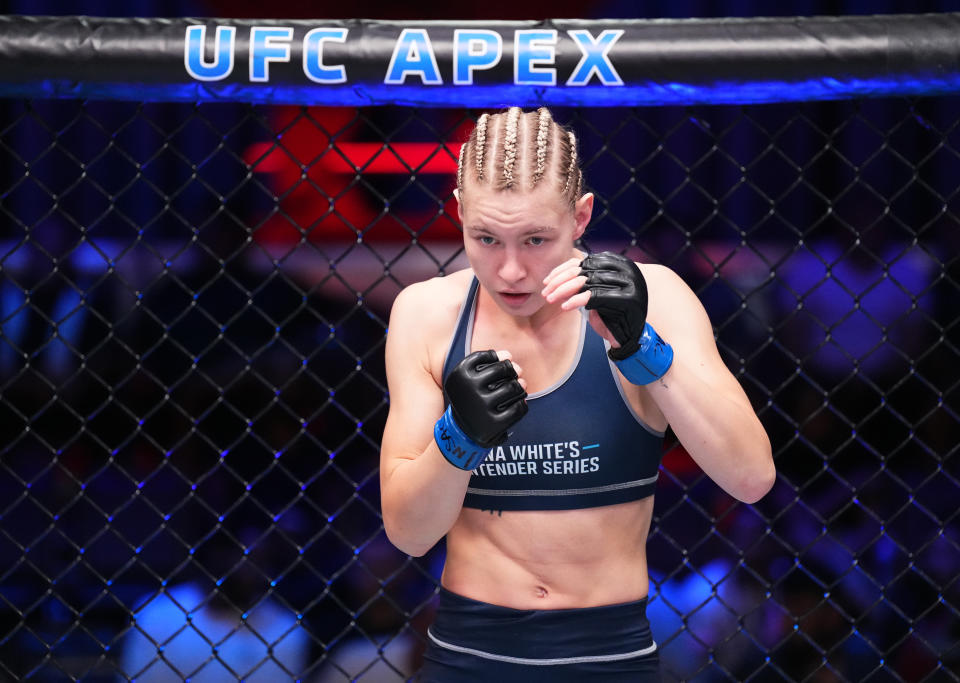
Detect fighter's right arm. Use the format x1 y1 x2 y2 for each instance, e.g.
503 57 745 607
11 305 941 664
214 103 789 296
379 282 474 557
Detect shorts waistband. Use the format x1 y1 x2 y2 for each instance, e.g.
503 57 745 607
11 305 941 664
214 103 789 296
428 587 657 664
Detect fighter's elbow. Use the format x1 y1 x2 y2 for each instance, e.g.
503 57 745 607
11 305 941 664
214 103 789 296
381 513 437 558
735 456 776 504
385 534 434 558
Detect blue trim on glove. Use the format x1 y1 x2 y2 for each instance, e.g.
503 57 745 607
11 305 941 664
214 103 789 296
434 406 489 471
613 322 674 385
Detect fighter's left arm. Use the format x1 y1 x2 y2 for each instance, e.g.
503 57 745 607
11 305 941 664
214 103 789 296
543 256 774 503
641 264 774 503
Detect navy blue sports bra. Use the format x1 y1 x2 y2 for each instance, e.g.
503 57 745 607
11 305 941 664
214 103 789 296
442 277 665 512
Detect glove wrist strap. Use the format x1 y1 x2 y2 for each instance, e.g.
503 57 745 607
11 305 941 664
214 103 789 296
434 406 489 471
612 322 674 385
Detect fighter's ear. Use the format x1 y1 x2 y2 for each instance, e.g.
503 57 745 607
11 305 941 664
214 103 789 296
454 188 464 222
573 192 594 240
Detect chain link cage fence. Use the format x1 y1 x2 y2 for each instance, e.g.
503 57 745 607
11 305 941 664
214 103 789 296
1 18 959 683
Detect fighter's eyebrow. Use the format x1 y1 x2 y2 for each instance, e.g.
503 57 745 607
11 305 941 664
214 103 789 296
466 225 555 234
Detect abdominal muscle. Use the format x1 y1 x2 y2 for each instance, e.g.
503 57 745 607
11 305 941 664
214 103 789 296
440 496 655 609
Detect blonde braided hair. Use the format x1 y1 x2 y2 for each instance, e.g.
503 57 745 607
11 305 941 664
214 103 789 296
455 107 583 208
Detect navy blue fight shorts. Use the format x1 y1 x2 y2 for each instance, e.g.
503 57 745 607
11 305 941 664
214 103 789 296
419 587 660 682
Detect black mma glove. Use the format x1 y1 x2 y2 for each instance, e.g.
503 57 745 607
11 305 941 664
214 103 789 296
434 350 528 470
581 252 649 360
580 251 674 384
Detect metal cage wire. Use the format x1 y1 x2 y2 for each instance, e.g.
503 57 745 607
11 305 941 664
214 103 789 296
0 97 957 682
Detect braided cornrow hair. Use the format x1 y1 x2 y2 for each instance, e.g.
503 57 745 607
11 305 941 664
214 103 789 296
561 131 578 197
532 107 551 188
499 106 521 190
456 106 583 208
474 112 489 181
456 138 467 190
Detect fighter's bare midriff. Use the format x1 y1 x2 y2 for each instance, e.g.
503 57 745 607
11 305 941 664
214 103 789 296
441 497 654 609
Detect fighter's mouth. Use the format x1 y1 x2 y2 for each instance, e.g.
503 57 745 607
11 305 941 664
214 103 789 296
499 292 531 306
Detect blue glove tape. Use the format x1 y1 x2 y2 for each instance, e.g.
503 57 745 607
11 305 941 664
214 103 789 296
613 322 674 385
434 405 489 471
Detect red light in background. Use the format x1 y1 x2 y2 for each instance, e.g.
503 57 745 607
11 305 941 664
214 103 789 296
244 107 470 248
245 142 461 174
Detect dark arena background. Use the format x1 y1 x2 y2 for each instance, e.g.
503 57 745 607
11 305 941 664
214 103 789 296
0 5 959 682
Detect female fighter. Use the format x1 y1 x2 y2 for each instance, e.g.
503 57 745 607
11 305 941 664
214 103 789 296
379 106 774 681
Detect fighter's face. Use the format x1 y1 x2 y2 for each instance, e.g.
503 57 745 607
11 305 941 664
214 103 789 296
458 183 592 316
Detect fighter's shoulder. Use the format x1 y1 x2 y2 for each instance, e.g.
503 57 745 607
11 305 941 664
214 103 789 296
638 261 713 341
389 269 474 335
637 262 692 297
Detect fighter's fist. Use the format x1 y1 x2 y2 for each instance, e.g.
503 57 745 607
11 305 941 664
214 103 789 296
434 350 527 470
580 252 674 385
444 350 527 447
580 252 649 361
